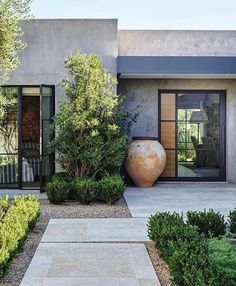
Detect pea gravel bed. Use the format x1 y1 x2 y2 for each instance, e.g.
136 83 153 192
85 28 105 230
0 197 131 286
145 241 173 286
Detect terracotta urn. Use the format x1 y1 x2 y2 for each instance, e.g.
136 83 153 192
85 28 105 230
124 137 166 188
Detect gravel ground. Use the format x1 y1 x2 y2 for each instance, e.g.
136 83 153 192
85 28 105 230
0 198 172 286
0 198 131 286
145 241 173 286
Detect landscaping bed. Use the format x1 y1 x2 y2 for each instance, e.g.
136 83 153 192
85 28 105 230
0 197 131 286
148 209 236 286
0 196 40 285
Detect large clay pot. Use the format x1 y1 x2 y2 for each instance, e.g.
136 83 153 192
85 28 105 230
124 137 166 188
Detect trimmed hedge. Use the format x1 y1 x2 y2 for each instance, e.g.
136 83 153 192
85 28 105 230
46 176 69 204
0 195 40 277
97 175 125 204
148 212 232 286
74 177 97 205
46 173 125 205
229 209 236 234
187 209 226 238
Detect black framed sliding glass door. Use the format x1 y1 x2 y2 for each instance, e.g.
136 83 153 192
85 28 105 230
159 90 226 181
0 85 55 190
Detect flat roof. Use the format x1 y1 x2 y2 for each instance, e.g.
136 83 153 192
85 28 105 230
117 56 236 79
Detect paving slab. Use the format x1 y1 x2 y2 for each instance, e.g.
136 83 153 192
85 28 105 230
20 243 160 286
124 183 236 217
41 218 149 242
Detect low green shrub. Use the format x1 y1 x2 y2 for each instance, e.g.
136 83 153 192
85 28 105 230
0 195 40 277
148 212 187 260
51 172 76 200
46 177 69 204
51 172 70 180
46 173 126 205
229 209 236 234
74 177 97 205
97 175 125 204
209 238 236 285
148 212 232 286
187 209 226 238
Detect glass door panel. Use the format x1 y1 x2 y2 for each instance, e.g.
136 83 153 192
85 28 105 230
21 87 40 188
40 85 54 191
177 92 221 179
0 87 19 188
159 91 226 181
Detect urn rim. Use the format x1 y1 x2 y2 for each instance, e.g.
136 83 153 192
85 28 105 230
132 136 158 141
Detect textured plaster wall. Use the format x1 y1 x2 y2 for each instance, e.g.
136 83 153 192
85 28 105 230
7 19 118 110
118 30 236 56
7 19 118 173
118 79 236 183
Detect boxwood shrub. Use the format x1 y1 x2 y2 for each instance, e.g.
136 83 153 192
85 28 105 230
148 212 232 286
97 175 125 204
229 209 236 234
46 173 71 204
187 209 226 238
74 177 98 205
46 173 125 205
0 195 40 277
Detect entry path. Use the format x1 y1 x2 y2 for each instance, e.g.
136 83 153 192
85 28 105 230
125 183 236 217
41 218 149 242
20 218 160 286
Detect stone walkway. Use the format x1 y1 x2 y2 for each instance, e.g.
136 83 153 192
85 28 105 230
20 218 160 286
125 183 236 217
41 218 148 242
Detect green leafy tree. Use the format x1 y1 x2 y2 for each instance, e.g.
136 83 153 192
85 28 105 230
0 0 31 85
50 51 138 178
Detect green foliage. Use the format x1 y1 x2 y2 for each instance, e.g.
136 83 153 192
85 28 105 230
49 51 138 178
74 177 97 205
46 175 69 204
229 209 236 234
51 172 77 200
0 195 40 277
0 0 31 84
97 175 125 204
187 209 226 238
209 238 236 285
147 212 232 286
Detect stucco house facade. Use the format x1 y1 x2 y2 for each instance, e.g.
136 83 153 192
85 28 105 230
1 19 236 189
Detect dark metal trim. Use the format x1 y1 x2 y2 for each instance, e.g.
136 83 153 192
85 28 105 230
117 56 236 76
39 84 56 193
18 87 22 189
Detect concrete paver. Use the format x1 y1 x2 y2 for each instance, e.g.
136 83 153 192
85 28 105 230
20 243 160 286
41 218 149 243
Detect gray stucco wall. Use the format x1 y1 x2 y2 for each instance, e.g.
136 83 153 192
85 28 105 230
8 19 118 107
118 79 236 183
118 30 236 56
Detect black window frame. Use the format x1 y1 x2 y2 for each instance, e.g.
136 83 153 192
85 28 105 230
0 85 55 191
158 89 226 182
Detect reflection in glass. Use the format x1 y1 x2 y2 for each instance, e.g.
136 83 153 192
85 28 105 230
0 155 18 186
0 87 18 154
22 87 40 188
0 87 18 187
177 93 220 178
